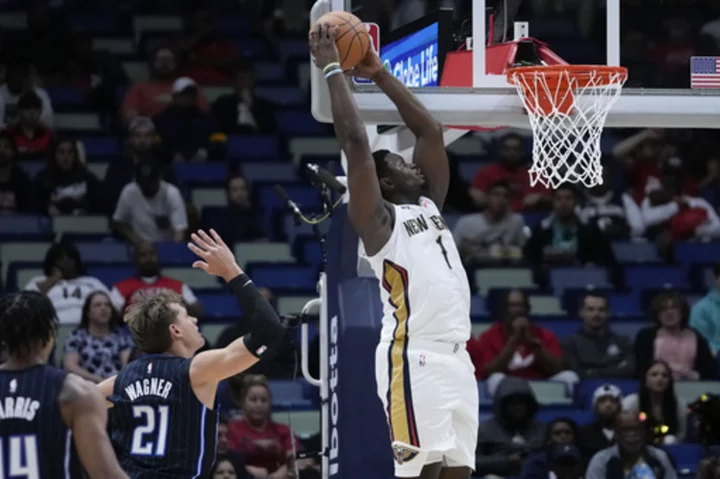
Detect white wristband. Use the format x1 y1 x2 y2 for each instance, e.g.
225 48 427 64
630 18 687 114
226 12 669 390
325 68 343 80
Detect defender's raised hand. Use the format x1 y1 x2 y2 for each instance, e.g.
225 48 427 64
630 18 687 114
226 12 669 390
309 23 340 70
188 229 242 281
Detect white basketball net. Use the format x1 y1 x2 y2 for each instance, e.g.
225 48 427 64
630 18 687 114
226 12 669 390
508 67 627 189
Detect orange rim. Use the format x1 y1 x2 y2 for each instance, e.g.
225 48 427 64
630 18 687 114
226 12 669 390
506 65 628 115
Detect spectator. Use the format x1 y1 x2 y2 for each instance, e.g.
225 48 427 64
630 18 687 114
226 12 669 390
203 173 265 243
524 183 620 287
104 116 177 210
227 375 298 479
521 417 582 479
0 60 54 127
623 360 687 444
690 262 720 356
562 293 635 378
641 158 720 241
212 62 276 135
214 417 249 479
24 242 110 325
577 168 645 239
0 132 33 213
648 17 695 82
4 92 54 158
635 290 716 380
469 132 550 211
109 242 203 318
578 384 623 458
112 159 189 245
452 180 526 265
698 456 720 479
475 376 546 477
63 291 133 383
121 46 209 121
176 6 236 85
585 411 676 479
14 2 70 78
468 289 579 395
153 77 216 163
33 138 104 216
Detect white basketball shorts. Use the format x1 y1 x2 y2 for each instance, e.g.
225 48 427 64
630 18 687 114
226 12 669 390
375 338 479 478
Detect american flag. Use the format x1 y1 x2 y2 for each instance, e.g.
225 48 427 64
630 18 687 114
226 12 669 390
691 56 720 88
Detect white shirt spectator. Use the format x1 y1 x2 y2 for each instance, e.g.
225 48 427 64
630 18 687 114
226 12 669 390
24 276 109 325
113 181 188 243
0 84 54 127
641 196 720 238
578 190 645 237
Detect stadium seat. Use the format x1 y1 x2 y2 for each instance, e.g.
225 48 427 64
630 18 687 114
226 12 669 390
675 242 720 264
549 267 611 295
663 444 704 473
624 266 688 289
243 161 298 183
273 410 319 437
174 163 227 185
470 296 487 316
529 295 564 315
0 215 51 237
1 242 50 283
675 381 720 404
536 408 594 426
277 295 316 316
246 263 319 290
193 188 228 209
612 241 661 263
73 242 131 263
268 380 314 409
164 268 222 289
475 268 535 295
234 242 295 268
196 292 241 317
529 381 573 405
156 242 199 265
226 136 279 159
53 216 109 235
87 265 136 288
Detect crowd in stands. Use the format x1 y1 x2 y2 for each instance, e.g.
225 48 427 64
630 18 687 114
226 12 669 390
2 0 720 478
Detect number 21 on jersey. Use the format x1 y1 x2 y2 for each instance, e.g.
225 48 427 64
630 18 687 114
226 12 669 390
131 405 170 456
0 435 39 479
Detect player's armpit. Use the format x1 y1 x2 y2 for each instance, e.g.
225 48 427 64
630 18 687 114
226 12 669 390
97 375 116 408
189 337 259 386
59 374 129 479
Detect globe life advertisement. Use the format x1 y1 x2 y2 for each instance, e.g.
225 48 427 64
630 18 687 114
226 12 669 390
354 22 440 87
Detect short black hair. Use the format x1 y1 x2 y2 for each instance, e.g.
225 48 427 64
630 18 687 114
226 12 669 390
372 149 392 179
0 292 58 358
42 242 85 276
17 91 42 111
579 292 609 309
488 180 511 192
499 132 525 146
553 182 577 196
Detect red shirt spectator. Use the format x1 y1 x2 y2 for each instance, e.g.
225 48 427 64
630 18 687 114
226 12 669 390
5 91 53 157
227 377 298 478
628 160 696 204
176 8 236 85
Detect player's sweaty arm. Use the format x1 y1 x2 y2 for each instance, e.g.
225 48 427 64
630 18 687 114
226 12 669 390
368 53 449 209
59 374 129 479
188 229 285 384
310 23 393 255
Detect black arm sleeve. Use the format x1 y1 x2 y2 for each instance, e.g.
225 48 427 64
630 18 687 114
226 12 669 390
227 274 285 358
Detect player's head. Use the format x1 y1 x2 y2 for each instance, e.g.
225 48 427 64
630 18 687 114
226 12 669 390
240 375 272 425
373 149 427 203
124 291 205 357
133 242 161 277
43 241 84 279
0 291 58 361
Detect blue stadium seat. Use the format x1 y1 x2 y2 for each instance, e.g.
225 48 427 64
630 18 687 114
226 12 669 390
156 242 199 265
457 161 481 182
276 109 328 136
299 238 323 265
579 379 639 408
214 17 251 36
232 38 270 59
612 241 661 263
612 321 648 340
254 62 285 83
663 444 704 473
258 184 322 212
243 161 298 183
20 161 44 178
174 163 227 185
255 87 306 107
46 86 85 107
226 136 279 159
196 292 242 317
606 293 643 316
246 263 318 290
624 266 688 289
675 242 720 264
549 267 611 294
534 320 579 340
268 380 314 409
536 408 594 426
87 265 136 288
279 39 312 59
79 136 122 157
74 242 131 263
0 216 51 237
67 13 123 33
470 296 487 316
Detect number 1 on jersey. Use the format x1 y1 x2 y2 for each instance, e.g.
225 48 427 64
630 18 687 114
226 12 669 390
435 236 452 269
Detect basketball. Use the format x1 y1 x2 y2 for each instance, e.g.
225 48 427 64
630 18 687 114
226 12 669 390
314 11 370 71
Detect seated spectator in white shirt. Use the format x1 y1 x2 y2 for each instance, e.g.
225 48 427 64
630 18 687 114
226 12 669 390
112 159 188 245
0 60 53 128
453 180 526 265
577 168 645 238
24 242 110 325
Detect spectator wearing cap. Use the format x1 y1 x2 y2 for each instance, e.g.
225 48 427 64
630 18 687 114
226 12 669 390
122 46 209 122
690 262 720 356
0 132 33 214
153 77 217 163
104 117 178 211
578 384 623 458
0 60 53 128
4 92 54 158
562 293 634 378
520 417 582 479
586 411 676 479
212 62 276 135
112 160 188 245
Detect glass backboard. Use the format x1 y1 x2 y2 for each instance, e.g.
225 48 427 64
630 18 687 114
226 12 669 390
310 0 720 129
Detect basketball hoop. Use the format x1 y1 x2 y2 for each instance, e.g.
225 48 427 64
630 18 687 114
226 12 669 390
506 65 628 188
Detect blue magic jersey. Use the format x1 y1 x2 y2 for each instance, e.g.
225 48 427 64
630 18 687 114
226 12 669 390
0 364 83 478
110 355 218 478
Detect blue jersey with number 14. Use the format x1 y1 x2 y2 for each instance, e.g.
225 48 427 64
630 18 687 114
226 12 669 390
110 355 218 478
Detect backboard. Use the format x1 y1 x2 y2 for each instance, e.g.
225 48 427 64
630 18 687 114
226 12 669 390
310 0 720 131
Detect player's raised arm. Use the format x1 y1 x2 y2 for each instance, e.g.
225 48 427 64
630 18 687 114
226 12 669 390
59 374 129 479
187 230 285 384
310 24 393 254
354 50 449 209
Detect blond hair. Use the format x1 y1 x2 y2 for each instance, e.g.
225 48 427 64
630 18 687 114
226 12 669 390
124 291 184 354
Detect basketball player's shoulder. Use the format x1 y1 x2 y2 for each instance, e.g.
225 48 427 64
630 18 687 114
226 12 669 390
59 373 103 407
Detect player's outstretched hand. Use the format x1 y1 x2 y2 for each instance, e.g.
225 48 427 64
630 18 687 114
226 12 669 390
347 48 384 81
188 229 243 281
309 23 339 70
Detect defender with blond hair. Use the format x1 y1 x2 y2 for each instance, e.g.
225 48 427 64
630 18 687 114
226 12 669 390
98 229 285 478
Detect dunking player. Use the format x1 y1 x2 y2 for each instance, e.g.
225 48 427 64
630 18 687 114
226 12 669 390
97 229 285 478
310 24 478 479
0 291 128 478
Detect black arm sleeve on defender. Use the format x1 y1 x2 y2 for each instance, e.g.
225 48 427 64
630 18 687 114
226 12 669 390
227 274 285 358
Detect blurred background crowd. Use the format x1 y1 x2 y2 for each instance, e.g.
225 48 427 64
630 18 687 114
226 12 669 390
2 0 720 478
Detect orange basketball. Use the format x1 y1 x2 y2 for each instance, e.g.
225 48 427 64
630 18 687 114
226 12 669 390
314 11 370 71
